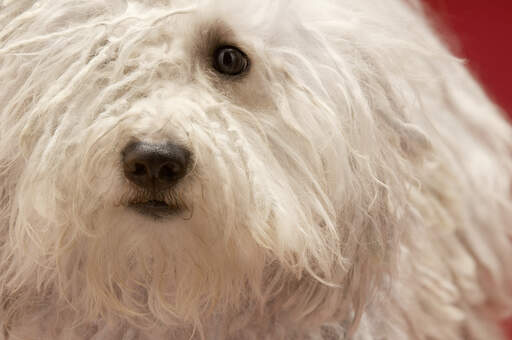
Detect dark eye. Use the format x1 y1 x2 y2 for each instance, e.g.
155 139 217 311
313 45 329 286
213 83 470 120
213 46 249 76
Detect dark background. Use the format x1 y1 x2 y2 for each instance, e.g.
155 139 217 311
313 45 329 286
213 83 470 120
423 1 512 336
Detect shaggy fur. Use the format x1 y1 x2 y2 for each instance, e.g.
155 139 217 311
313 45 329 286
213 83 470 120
0 0 511 339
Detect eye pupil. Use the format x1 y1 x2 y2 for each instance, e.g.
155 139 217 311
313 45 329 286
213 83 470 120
222 51 233 66
213 46 249 76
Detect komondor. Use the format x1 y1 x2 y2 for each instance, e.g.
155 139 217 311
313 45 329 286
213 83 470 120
0 0 511 339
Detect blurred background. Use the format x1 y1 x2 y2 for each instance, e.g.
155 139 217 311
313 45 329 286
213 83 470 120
422 1 512 337
423 0 511 117
423 0 512 117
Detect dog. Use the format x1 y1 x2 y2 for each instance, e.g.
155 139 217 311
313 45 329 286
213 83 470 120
0 0 511 339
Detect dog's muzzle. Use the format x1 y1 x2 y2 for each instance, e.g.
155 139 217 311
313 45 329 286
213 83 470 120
122 141 191 218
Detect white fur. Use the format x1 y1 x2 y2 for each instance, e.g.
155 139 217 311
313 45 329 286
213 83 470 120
0 0 511 339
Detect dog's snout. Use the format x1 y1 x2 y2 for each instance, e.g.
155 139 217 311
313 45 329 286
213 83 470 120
122 142 191 190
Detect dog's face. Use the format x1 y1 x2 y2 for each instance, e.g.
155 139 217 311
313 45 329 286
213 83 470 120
0 0 440 328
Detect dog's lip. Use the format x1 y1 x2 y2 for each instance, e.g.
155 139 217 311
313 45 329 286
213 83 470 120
128 200 182 219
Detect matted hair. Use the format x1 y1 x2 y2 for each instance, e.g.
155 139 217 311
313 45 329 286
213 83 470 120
0 0 511 339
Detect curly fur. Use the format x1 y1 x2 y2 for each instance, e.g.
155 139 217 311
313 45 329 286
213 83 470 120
0 0 511 339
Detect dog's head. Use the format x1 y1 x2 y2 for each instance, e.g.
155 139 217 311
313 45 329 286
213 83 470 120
0 0 452 331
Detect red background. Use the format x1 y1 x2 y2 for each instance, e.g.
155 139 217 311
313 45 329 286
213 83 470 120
423 1 512 337
423 0 512 116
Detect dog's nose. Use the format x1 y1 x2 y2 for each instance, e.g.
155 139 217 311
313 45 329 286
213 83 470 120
122 142 191 190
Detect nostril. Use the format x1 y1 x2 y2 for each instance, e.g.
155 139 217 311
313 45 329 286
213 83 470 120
133 163 147 176
159 162 183 181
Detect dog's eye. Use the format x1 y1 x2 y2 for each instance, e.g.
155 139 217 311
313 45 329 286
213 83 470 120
213 46 249 76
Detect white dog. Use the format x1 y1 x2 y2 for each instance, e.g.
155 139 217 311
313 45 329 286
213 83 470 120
0 0 511 339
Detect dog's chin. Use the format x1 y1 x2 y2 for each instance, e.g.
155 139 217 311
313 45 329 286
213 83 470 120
128 200 183 219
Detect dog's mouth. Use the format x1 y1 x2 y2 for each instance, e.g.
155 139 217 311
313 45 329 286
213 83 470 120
128 199 183 219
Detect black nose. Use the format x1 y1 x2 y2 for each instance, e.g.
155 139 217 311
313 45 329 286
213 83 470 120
122 142 191 191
